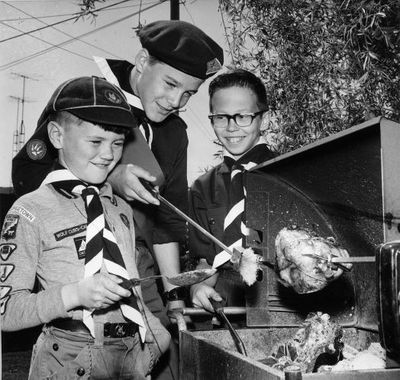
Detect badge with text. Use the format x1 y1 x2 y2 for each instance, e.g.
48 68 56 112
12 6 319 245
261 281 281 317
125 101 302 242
74 236 86 260
1 215 19 240
54 224 86 241
0 264 15 282
0 244 17 261
11 205 35 222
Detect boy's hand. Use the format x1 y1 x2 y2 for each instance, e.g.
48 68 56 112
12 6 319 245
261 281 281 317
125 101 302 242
62 273 132 311
190 282 223 313
78 273 132 310
108 163 160 205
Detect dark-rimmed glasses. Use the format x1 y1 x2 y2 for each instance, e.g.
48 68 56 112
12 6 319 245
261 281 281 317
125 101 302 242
208 110 265 128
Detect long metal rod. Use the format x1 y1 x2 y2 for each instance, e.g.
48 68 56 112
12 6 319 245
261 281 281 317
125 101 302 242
331 256 375 263
157 194 234 256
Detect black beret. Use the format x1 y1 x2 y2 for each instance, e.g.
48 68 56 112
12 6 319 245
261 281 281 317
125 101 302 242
138 20 224 80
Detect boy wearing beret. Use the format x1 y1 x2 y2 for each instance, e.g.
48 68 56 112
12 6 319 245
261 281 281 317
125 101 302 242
12 20 224 380
1 76 170 379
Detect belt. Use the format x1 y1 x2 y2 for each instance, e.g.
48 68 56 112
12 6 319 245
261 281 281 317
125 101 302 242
48 319 138 338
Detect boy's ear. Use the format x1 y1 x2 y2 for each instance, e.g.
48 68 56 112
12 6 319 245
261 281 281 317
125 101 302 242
47 121 63 149
135 48 150 73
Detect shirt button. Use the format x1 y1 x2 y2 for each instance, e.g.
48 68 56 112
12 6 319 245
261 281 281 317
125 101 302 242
77 367 85 376
52 343 59 351
209 218 216 225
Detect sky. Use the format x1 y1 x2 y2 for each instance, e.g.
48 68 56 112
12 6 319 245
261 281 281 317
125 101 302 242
0 0 229 188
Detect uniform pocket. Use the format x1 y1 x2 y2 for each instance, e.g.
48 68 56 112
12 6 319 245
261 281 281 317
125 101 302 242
29 328 91 379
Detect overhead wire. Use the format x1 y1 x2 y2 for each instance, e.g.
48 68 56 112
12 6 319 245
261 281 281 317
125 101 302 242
0 0 133 44
0 2 155 22
0 0 167 71
4 1 123 60
0 20 92 64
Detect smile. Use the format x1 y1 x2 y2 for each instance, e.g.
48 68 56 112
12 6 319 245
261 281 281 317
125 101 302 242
225 136 246 144
157 103 173 114
92 163 110 168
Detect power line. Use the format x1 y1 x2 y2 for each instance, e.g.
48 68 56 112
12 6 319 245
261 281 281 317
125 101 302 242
0 0 133 44
0 20 94 67
4 2 122 59
0 0 166 71
0 3 152 22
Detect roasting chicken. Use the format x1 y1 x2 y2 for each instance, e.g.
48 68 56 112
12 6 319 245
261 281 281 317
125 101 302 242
275 227 351 294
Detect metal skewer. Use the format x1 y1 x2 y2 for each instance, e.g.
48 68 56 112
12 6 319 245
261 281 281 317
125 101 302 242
142 181 235 256
331 256 375 263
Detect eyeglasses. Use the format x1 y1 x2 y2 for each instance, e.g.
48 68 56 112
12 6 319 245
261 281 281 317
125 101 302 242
208 110 265 128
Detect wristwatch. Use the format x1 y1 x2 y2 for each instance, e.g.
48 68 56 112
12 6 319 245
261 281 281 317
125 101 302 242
162 286 188 303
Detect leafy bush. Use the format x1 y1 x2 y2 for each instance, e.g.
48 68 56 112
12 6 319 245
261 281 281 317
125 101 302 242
220 0 400 152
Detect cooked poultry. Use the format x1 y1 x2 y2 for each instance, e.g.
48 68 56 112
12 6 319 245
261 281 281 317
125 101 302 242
275 227 351 294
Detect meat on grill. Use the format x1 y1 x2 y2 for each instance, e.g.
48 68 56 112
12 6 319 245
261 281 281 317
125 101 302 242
275 227 351 294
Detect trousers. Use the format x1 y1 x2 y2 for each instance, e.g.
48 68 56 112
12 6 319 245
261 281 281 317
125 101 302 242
28 326 159 380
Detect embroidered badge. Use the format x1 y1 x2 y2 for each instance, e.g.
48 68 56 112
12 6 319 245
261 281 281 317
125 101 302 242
10 205 35 222
74 236 86 260
0 244 17 261
104 89 122 104
120 213 130 229
1 215 19 241
0 286 11 315
0 264 15 282
206 58 222 76
54 224 87 241
26 139 47 161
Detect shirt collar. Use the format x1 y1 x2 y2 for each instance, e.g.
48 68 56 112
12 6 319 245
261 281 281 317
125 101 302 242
93 56 143 110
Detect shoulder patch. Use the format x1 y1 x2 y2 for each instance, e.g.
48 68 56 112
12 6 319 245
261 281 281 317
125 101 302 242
0 244 17 261
0 286 11 315
10 205 35 222
1 215 19 241
74 236 86 260
0 285 11 299
26 139 47 160
54 224 87 241
120 213 130 229
0 264 15 282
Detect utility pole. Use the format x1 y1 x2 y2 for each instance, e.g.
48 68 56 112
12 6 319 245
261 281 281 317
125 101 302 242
9 73 37 155
170 0 179 20
9 96 21 158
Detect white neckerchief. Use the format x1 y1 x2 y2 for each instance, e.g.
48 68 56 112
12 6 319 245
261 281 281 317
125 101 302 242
94 56 153 147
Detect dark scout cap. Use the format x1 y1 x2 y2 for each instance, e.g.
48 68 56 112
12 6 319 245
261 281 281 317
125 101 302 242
37 76 137 129
138 20 224 79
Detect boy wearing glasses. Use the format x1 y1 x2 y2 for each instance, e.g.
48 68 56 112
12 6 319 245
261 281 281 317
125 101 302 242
188 69 276 314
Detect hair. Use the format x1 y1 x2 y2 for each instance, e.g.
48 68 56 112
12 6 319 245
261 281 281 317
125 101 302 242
147 54 161 66
49 111 131 137
208 69 267 111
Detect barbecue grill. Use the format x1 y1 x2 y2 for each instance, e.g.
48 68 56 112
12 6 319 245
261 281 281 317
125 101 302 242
179 116 400 379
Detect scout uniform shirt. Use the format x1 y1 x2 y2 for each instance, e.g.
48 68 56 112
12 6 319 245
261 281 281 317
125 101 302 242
0 179 165 338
